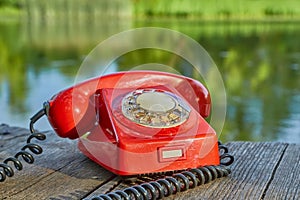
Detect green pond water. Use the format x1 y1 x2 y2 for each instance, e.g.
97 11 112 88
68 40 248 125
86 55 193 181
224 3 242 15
0 18 299 143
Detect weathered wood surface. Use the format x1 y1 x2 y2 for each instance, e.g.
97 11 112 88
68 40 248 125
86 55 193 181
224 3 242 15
0 124 299 200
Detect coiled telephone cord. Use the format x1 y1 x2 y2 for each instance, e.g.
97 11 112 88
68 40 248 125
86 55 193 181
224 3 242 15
89 143 234 200
0 108 46 182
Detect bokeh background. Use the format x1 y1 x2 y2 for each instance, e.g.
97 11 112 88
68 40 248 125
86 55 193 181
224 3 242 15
0 0 299 143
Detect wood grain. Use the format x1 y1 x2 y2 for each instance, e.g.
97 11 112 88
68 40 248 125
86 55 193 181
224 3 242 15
0 125 114 200
263 143 300 200
162 142 290 200
1 125 299 200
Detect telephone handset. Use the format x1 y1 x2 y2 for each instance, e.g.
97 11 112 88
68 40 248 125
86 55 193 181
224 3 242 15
0 70 234 199
47 70 211 140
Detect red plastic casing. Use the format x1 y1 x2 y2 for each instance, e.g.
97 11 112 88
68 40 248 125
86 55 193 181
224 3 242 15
46 70 219 175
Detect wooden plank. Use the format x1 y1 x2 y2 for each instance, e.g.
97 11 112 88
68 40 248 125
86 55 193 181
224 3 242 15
83 176 122 199
2 125 299 200
7 159 115 200
0 124 30 150
0 125 114 199
0 125 82 198
160 142 289 200
263 143 300 200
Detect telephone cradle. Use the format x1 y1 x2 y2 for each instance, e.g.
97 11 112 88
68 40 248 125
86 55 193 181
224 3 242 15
0 70 234 200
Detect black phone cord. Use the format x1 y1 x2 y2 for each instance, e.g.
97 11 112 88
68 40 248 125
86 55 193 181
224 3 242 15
0 108 46 182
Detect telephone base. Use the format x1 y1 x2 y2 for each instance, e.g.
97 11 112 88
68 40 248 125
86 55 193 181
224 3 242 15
78 130 220 176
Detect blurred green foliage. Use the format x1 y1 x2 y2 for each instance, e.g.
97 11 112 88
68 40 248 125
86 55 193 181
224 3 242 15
0 0 19 7
1 0 300 20
133 0 300 19
0 22 28 113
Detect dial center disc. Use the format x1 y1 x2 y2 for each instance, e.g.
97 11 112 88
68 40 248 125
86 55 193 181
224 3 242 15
136 92 176 113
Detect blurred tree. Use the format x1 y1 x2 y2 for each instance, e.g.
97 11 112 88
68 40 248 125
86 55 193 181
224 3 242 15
0 0 21 8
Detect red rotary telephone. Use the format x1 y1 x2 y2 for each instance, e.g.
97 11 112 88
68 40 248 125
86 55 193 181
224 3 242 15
0 70 234 199
46 70 219 175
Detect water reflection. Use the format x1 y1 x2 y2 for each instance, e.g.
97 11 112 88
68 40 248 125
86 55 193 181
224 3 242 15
0 19 299 143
